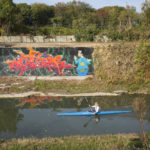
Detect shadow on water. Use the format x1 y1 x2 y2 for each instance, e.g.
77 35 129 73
0 94 150 139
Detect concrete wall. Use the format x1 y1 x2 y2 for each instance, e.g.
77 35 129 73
0 35 75 43
0 47 93 76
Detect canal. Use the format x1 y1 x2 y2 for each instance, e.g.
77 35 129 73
0 94 150 139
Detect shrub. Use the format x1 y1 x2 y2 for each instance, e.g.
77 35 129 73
36 26 74 36
136 42 150 78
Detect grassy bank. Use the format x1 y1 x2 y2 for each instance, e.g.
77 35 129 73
1 134 148 150
1 76 150 95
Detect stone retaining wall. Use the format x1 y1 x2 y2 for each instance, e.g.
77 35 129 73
0 35 75 43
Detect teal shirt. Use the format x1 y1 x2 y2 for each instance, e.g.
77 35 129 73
75 57 90 71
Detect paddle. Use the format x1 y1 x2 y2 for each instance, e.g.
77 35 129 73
84 97 94 112
84 97 91 107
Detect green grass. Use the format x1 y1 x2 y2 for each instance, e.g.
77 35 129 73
30 79 118 93
31 78 150 94
0 134 143 150
3 77 150 95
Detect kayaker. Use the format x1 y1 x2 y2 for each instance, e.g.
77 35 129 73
88 102 101 114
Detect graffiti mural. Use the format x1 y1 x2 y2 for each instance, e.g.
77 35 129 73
74 50 91 76
4 47 74 76
0 47 94 76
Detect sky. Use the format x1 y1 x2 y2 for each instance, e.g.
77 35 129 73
13 0 145 12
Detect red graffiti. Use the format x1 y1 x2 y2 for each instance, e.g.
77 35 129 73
4 47 74 75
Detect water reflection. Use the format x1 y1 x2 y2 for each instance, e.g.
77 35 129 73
0 99 23 134
16 97 62 108
83 116 101 128
0 94 149 139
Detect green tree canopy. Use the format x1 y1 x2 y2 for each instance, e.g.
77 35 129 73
118 6 137 30
16 3 32 25
0 0 17 35
31 3 54 26
142 0 150 25
53 1 94 27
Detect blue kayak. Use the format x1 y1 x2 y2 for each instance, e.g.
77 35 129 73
57 110 132 116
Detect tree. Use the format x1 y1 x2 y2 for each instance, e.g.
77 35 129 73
72 15 97 41
133 98 149 149
107 6 125 29
118 6 137 30
96 6 125 30
16 3 32 25
52 2 67 27
53 0 94 27
0 0 17 35
142 0 150 25
31 3 54 26
96 8 109 29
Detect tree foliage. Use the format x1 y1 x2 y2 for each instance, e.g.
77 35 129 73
0 0 150 41
142 0 150 25
0 0 17 35
31 3 54 26
16 3 32 25
136 42 150 78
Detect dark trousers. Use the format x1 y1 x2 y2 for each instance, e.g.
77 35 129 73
88 107 96 113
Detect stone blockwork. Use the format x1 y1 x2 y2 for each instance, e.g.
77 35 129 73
0 35 75 43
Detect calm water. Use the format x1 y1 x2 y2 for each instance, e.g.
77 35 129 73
0 94 150 139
